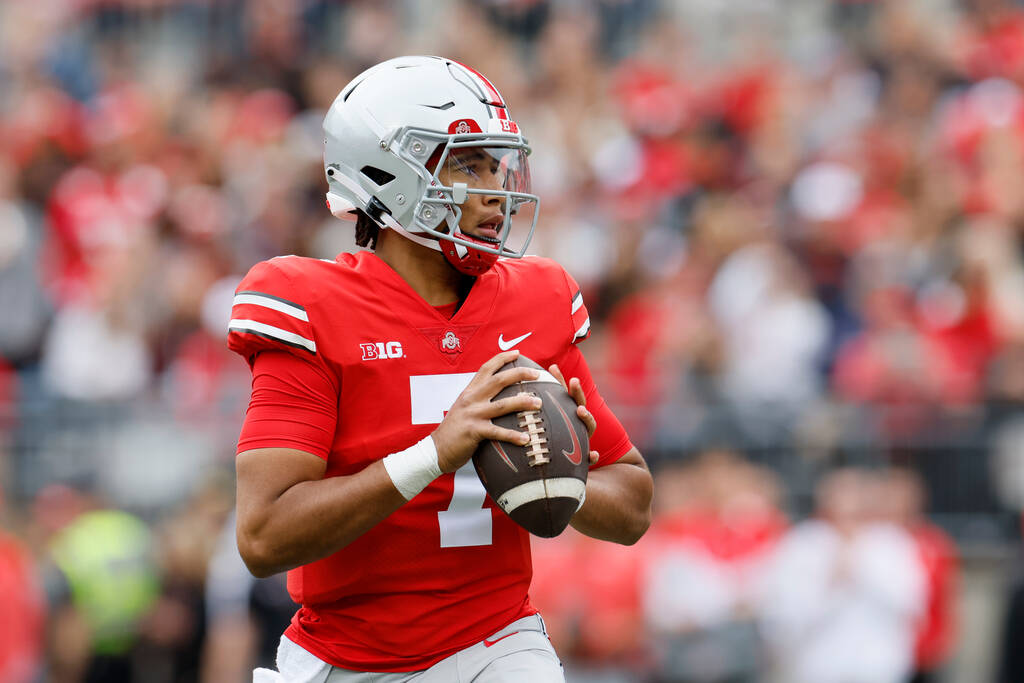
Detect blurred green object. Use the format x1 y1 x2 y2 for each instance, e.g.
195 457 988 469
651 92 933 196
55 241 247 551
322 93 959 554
50 510 159 655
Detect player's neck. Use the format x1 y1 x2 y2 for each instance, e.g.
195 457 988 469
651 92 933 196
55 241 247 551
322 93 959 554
374 230 470 306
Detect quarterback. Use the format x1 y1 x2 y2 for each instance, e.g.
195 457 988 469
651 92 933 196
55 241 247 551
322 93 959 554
229 56 653 682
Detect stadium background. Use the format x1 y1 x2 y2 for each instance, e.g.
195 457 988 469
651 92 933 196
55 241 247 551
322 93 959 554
2 0 1024 681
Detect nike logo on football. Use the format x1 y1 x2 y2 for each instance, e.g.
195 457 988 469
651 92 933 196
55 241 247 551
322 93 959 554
497 332 532 350
483 631 520 647
548 391 583 465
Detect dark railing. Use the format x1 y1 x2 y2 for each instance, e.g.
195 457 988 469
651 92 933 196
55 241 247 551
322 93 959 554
3 395 1020 550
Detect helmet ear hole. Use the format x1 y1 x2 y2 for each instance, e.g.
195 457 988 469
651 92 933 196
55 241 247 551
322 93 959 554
360 166 396 186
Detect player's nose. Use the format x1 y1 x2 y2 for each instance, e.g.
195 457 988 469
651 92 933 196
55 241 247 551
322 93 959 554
480 190 502 207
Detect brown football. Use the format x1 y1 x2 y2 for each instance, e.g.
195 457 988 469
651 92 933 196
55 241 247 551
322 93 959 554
472 355 589 538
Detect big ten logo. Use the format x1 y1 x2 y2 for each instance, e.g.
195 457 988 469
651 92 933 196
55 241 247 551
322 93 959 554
360 341 404 361
498 119 519 134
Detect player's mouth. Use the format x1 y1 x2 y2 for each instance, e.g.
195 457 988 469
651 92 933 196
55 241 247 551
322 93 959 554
473 217 504 244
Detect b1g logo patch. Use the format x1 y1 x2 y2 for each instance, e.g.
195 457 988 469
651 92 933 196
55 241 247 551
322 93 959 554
361 341 404 360
487 118 520 135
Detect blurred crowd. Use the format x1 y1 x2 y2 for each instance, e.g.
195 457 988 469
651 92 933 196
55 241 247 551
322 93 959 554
531 454 957 683
3 0 1024 680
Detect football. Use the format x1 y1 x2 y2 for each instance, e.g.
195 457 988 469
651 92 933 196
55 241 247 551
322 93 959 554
473 355 590 538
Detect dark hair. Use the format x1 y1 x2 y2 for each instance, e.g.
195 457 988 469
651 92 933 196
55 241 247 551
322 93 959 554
354 210 381 250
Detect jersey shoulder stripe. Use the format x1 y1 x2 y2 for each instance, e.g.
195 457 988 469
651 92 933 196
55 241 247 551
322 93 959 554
234 291 309 321
227 259 323 360
570 290 584 315
573 317 591 342
228 318 316 353
509 258 592 345
568 287 590 343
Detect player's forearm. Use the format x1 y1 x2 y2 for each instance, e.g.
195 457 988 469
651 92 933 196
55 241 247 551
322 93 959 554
238 460 407 577
569 448 652 545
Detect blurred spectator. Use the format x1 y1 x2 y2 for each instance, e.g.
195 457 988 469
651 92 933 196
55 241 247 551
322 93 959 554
0 517 44 683
758 468 926 683
134 480 232 683
40 487 159 683
876 468 959 683
988 340 1024 512
708 240 831 441
996 513 1024 683
201 510 294 683
0 157 52 367
39 227 156 402
159 274 250 428
641 450 785 683
831 279 963 437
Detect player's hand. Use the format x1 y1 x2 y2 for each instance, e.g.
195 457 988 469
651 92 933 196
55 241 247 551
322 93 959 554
548 363 599 466
431 350 542 473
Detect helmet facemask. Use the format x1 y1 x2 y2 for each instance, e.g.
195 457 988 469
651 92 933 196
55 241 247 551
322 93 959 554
394 126 539 274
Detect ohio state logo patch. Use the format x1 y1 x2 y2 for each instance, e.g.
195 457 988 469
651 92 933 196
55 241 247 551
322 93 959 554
448 119 482 134
416 324 478 364
439 331 462 354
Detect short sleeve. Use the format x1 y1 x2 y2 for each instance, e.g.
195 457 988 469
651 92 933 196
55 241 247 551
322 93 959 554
229 260 339 459
236 351 338 458
228 260 319 362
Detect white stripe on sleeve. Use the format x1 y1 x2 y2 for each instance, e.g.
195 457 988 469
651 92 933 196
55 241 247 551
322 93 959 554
228 319 316 353
573 318 590 340
232 293 309 321
571 293 584 315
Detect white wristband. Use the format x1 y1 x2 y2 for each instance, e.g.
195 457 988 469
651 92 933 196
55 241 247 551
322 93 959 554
382 436 443 500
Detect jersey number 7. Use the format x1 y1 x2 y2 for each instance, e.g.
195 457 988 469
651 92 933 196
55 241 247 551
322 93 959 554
410 373 492 548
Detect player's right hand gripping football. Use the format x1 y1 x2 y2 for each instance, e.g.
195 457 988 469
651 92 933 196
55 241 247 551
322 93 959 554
431 350 542 473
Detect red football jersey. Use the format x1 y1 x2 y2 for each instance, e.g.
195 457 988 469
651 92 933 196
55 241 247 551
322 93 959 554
228 251 633 672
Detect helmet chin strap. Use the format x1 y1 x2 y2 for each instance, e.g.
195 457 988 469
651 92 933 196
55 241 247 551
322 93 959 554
440 228 499 276
388 212 498 276
326 183 499 275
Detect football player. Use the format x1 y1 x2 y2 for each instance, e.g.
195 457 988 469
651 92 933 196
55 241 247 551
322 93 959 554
229 56 653 682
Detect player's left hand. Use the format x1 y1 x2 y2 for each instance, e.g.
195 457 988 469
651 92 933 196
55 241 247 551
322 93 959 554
548 364 599 466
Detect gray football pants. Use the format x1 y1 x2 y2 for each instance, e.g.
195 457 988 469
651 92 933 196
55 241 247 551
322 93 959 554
262 614 565 683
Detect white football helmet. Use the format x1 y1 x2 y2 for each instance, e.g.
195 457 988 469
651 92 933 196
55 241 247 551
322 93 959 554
323 56 540 275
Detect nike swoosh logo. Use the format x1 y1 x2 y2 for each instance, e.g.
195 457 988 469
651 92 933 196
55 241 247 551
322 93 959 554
497 332 532 351
492 441 518 472
548 391 583 465
483 631 520 647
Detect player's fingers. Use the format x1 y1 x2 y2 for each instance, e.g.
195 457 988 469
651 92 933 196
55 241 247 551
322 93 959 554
479 349 521 376
568 377 587 407
487 366 540 394
589 450 599 465
548 363 567 389
486 424 532 446
464 350 529 398
484 392 541 418
577 404 597 437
